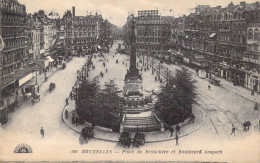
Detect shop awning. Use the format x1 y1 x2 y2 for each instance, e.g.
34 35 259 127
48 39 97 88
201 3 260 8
209 33 216 38
46 56 55 62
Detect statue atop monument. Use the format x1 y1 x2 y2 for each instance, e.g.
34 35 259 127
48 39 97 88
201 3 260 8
123 14 143 96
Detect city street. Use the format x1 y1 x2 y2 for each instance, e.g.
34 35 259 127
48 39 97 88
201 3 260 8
0 40 259 161
0 57 115 160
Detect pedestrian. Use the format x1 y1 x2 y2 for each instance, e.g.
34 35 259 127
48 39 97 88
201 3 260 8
21 87 24 96
65 98 69 106
169 125 174 137
176 123 180 135
175 134 179 146
65 109 68 119
75 117 78 126
231 125 235 136
40 127 44 137
37 86 39 93
70 91 73 100
251 89 254 96
7 97 10 106
246 121 251 131
243 121 247 132
208 84 211 90
106 68 108 73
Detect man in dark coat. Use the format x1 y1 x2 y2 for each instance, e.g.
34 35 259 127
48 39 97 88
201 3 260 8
65 109 68 119
231 125 235 136
176 134 179 146
176 124 180 135
40 127 45 137
169 126 174 137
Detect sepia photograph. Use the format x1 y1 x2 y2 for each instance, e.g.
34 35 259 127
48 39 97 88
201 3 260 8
0 0 260 162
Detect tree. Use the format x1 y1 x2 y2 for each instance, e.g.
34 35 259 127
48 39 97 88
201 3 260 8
76 79 122 132
155 69 196 125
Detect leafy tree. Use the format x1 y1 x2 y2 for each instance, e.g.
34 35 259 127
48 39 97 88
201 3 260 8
76 79 122 132
155 69 196 125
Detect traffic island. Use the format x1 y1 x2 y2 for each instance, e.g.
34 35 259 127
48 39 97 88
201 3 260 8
62 98 205 143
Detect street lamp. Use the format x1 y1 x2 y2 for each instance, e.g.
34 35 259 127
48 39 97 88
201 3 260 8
35 65 38 85
209 60 212 79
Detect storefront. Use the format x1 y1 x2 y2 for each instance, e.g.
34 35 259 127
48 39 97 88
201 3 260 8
245 69 260 92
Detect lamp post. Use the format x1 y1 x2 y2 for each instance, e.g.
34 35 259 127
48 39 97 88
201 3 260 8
35 65 38 85
146 53 149 70
209 60 212 79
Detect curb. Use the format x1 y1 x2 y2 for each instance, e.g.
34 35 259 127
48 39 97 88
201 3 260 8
146 105 206 143
61 101 118 142
62 100 206 143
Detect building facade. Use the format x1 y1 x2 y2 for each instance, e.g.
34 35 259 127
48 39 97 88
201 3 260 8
172 1 260 91
134 10 173 56
63 7 105 56
0 0 27 78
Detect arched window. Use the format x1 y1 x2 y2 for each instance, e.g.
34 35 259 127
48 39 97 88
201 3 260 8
254 28 259 40
248 28 253 40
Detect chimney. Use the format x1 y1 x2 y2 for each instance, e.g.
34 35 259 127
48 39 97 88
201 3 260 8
217 6 221 9
240 2 246 7
72 6 75 17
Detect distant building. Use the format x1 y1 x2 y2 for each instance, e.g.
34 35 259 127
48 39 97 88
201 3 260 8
63 7 108 56
48 11 60 20
134 10 173 56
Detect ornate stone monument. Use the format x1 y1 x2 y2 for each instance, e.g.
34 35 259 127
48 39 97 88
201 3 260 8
123 15 143 97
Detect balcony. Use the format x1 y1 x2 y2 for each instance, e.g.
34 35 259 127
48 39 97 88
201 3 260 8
1 22 26 27
3 33 27 39
3 43 27 52
243 57 260 64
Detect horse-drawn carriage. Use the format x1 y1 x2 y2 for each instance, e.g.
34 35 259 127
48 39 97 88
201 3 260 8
62 63 66 69
133 132 145 147
79 127 94 144
118 132 131 148
49 82 56 91
24 85 40 104
30 93 40 104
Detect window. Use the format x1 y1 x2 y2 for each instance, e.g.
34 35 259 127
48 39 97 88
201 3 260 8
248 28 253 40
254 28 259 40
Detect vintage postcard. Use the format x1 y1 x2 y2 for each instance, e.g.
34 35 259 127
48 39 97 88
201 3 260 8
0 0 260 162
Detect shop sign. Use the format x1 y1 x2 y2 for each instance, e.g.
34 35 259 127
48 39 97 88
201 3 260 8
222 61 228 66
183 57 190 63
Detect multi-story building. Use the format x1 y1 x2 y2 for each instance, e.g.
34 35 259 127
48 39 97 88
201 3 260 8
26 14 43 61
134 10 173 56
243 7 260 92
171 2 259 91
0 0 27 78
0 0 28 98
63 7 104 56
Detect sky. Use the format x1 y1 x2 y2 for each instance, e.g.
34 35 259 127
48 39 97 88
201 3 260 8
19 0 259 27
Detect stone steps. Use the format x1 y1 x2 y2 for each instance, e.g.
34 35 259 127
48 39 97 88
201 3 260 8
123 115 161 132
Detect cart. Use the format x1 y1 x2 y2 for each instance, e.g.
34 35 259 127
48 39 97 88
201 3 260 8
209 78 221 86
133 132 145 147
31 93 40 104
118 132 131 148
49 82 56 91
79 127 94 144
62 63 66 69
24 85 36 100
